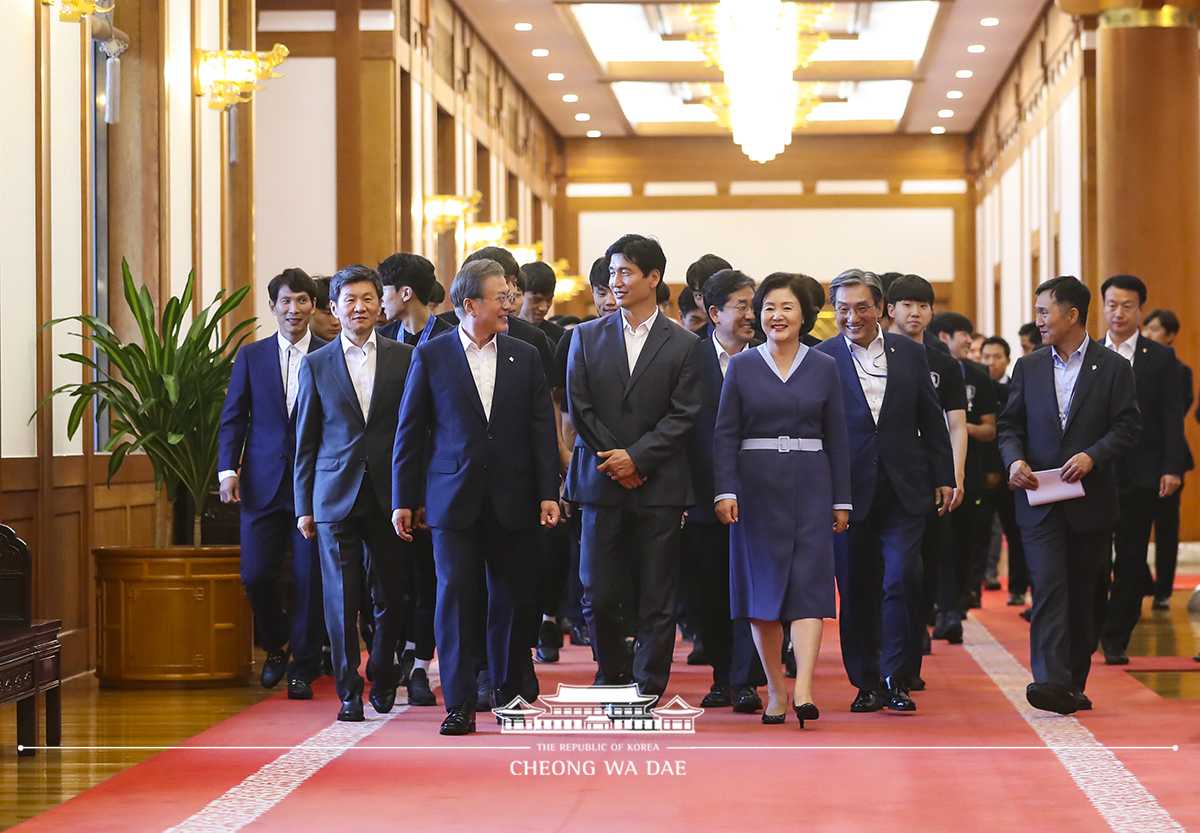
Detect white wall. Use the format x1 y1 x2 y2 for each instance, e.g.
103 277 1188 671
165 0 193 302
578 207 956 285
197 0 224 310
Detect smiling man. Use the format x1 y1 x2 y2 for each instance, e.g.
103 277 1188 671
565 233 703 701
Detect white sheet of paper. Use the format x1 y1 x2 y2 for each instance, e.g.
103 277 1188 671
1026 468 1086 506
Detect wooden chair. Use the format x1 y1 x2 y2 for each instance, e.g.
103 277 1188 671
0 524 61 757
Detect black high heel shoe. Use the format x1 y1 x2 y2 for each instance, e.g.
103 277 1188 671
793 702 819 728
762 711 786 725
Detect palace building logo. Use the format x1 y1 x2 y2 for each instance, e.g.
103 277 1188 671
494 684 704 734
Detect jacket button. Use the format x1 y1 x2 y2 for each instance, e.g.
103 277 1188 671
487 433 493 440
871 459 878 466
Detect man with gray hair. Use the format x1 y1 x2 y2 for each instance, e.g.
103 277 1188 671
814 268 955 713
393 258 561 735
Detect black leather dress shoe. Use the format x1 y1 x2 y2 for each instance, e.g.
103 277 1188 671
1026 682 1078 715
882 677 916 711
700 685 733 708
686 639 708 666
1019 607 1032 622
850 689 882 713
407 668 437 706
536 620 561 663
921 628 932 655
370 683 396 714
731 686 763 714
261 649 288 689
1104 649 1130 666
440 705 476 736
475 670 494 712
396 649 415 687
570 624 591 646
338 698 364 722
984 578 1003 591
783 649 797 679
1007 592 1027 606
287 679 313 700
1073 691 1093 711
907 675 926 692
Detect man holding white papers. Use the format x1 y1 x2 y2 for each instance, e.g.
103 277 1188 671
997 276 1140 715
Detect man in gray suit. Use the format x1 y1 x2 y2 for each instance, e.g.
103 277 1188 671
566 234 704 700
294 264 415 722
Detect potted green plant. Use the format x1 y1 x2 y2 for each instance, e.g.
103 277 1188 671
37 258 257 687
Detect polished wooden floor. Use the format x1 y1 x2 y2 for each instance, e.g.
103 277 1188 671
4 593 1200 831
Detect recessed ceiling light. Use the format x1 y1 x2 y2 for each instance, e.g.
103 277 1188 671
956 70 973 79
981 17 999 26
938 109 955 118
967 44 986 54
930 126 946 135
562 94 579 103
547 73 564 81
586 130 601 138
574 113 591 122
947 90 964 99
531 49 549 58
514 22 533 31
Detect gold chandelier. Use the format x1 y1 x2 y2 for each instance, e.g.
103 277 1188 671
195 44 289 111
686 1 831 163
41 0 113 22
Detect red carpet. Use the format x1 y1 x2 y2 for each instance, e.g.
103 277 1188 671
14 589 1200 833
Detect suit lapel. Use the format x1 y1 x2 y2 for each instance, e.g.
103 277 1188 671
258 338 289 420
365 339 392 425
875 333 902 424
448 334 489 424
625 315 670 397
1132 336 1149 378
490 336 516 426
1062 339 1103 434
332 344 366 424
601 313 631 386
830 336 871 415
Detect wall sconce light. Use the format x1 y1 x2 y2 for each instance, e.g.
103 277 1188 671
510 243 544 266
41 0 114 22
465 219 517 251
195 44 289 111
551 259 586 303
423 192 482 234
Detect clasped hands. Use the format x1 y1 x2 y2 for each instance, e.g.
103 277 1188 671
597 448 645 489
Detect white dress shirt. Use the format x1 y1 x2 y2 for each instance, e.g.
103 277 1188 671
1104 330 1138 367
845 327 888 423
621 309 659 374
713 332 748 378
1052 335 1090 429
458 325 498 420
341 329 378 419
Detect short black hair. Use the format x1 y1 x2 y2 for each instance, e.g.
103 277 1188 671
685 254 732 292
588 256 609 289
605 234 667 282
886 273 935 307
1035 275 1091 326
377 252 437 305
982 335 1011 358
656 279 670 305
465 246 520 280
519 261 557 296
1018 322 1042 346
428 280 445 306
1144 308 1180 335
557 315 582 327
877 271 904 299
311 276 332 311
329 264 383 305
267 267 318 304
929 311 974 338
703 269 755 316
1100 274 1147 306
678 285 699 313
754 272 821 337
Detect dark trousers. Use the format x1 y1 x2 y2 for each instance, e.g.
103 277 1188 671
681 521 734 687
403 528 436 661
1153 486 1182 599
969 489 995 591
1021 506 1110 691
563 507 586 627
728 618 767 688
989 483 1029 596
938 491 980 615
539 522 571 620
580 502 683 698
316 481 408 702
837 470 926 691
240 484 324 683
1101 487 1158 653
431 502 536 712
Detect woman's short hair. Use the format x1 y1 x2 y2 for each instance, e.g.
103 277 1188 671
450 258 506 312
753 272 821 338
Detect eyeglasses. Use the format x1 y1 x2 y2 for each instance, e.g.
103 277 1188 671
481 292 517 305
723 302 753 314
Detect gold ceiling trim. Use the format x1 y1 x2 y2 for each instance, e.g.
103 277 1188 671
1098 5 1198 28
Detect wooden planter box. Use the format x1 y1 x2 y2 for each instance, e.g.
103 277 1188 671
94 546 252 688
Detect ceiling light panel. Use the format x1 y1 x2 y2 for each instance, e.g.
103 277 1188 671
809 1 939 63
806 80 913 122
610 82 718 124
571 4 705 64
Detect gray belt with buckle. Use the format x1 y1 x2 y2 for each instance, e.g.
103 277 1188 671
740 437 823 453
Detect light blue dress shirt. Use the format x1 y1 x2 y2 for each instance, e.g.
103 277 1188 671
1051 335 1090 429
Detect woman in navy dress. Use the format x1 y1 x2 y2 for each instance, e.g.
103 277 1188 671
713 272 851 726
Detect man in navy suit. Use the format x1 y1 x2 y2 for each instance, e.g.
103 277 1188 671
566 234 704 700
1096 275 1184 665
219 268 327 699
294 264 415 722
393 258 561 735
999 276 1140 714
814 269 955 713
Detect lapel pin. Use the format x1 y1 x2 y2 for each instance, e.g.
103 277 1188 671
508 356 514 362
890 347 895 352
1092 365 1097 370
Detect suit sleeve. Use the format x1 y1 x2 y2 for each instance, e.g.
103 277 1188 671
1081 357 1141 468
392 347 432 512
218 349 252 472
997 357 1028 470
292 357 321 517
1160 350 1186 477
823 362 852 508
914 348 956 488
626 336 705 475
711 355 743 501
566 329 624 454
528 353 562 503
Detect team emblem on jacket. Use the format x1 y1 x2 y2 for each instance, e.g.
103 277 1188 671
930 371 940 388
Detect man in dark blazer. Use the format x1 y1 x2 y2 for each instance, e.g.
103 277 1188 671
814 269 955 713
294 264 415 722
393 258 561 735
683 268 766 711
1097 276 1185 664
566 233 704 700
377 252 455 346
999 276 1140 714
219 268 327 699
